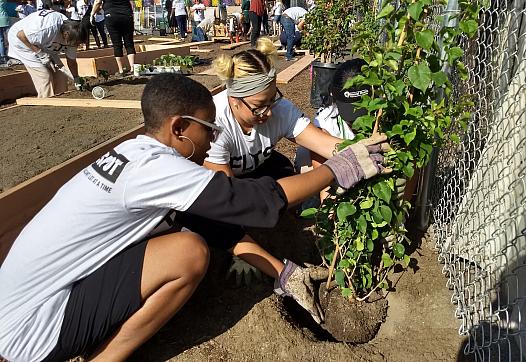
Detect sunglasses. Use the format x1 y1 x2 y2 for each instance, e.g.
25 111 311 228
238 88 283 117
182 115 223 142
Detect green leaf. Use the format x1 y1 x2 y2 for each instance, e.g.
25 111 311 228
402 255 411 267
403 163 414 178
459 19 478 37
379 205 393 224
372 181 392 203
450 134 460 143
359 198 374 209
371 228 379 240
393 243 406 258
300 207 317 218
356 215 367 234
448 47 464 64
408 63 432 92
377 3 395 19
431 71 448 87
356 239 365 251
335 270 345 286
415 29 434 50
338 259 350 268
382 252 394 267
371 208 383 224
352 115 375 132
408 2 424 20
367 238 374 252
456 61 468 80
337 202 357 221
403 127 417 145
341 287 352 298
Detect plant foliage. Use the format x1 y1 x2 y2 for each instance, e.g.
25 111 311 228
303 0 479 300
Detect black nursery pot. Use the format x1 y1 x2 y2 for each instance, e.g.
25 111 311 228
310 61 339 108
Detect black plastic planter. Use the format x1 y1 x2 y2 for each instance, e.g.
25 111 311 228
310 61 339 108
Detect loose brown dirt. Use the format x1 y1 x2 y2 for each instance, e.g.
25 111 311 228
1 40 471 361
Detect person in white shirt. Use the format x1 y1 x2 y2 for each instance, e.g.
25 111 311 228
171 0 188 39
280 6 307 61
190 0 205 27
7 10 86 97
270 0 284 36
295 58 370 205
15 0 37 18
0 73 388 361
204 38 388 312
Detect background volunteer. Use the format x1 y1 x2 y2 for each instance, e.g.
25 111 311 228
280 6 306 61
91 0 135 76
7 10 85 97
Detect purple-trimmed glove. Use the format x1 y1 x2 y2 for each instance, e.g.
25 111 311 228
274 259 328 324
324 134 390 190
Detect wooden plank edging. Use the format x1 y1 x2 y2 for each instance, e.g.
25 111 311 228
276 54 314 84
17 98 141 108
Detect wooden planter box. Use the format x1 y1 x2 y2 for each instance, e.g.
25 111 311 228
0 72 37 102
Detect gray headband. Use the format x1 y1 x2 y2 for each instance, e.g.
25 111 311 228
226 68 277 97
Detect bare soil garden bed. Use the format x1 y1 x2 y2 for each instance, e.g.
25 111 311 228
1 49 470 360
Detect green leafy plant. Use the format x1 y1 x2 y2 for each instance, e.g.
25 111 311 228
302 0 479 300
303 0 371 63
97 69 110 81
152 54 197 69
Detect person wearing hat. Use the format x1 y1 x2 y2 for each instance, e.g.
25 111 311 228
294 58 371 203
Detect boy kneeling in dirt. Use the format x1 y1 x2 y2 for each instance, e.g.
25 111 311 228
0 75 389 362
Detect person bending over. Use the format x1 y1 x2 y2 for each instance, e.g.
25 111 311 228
0 74 388 361
7 10 86 97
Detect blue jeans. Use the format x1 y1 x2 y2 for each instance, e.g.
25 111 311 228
0 27 8 58
280 15 295 59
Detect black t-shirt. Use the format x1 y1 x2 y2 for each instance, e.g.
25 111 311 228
103 0 133 17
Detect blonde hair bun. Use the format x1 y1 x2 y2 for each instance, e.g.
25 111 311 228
213 53 235 80
256 37 278 66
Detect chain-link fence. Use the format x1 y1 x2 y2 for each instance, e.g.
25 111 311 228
426 0 526 359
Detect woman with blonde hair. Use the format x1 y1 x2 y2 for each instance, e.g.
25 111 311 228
203 37 389 324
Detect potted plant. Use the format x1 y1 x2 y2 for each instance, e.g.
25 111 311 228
301 0 479 342
302 0 370 107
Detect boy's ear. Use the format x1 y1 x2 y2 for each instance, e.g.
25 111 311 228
168 115 189 136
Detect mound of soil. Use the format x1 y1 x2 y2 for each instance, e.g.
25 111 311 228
320 287 388 343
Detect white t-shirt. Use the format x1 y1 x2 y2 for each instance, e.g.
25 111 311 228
206 90 310 176
7 10 77 68
283 6 307 24
271 2 284 16
76 0 88 18
66 5 81 20
191 3 205 22
172 0 187 16
295 104 355 171
0 135 215 362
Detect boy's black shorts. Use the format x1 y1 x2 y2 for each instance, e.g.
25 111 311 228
41 240 147 362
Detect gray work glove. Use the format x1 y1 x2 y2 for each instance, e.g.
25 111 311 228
34 50 51 67
324 134 390 190
274 259 328 324
226 255 262 286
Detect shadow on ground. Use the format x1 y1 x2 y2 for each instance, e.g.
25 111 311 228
130 212 319 361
